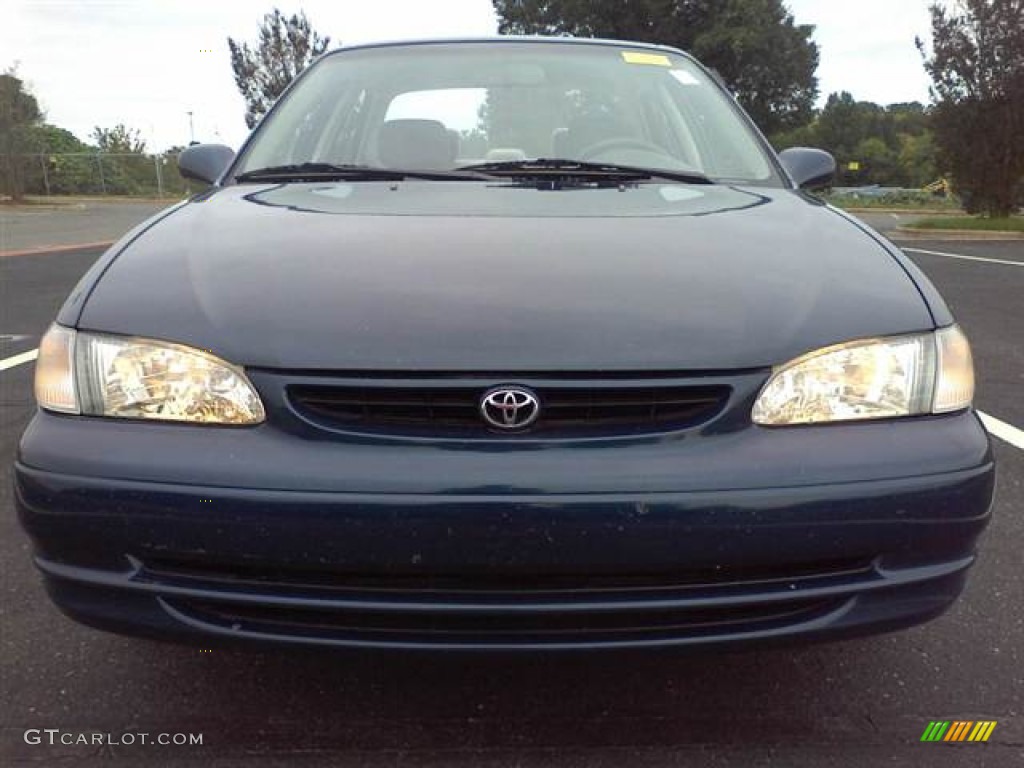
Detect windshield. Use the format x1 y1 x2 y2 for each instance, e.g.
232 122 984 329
235 41 781 185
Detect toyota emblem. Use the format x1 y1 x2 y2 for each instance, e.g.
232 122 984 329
480 386 541 430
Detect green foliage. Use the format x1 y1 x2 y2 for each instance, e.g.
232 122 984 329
17 120 193 199
0 69 44 200
814 93 885 163
852 137 898 185
897 132 938 188
490 0 819 135
31 124 88 153
92 124 146 154
769 122 816 151
227 8 331 130
917 0 1024 216
25 124 95 194
888 102 931 136
687 0 819 135
1 66 197 200
824 191 958 210
911 215 1024 232
772 94 940 188
88 124 152 195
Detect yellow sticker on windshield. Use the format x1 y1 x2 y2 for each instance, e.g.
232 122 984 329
621 51 672 67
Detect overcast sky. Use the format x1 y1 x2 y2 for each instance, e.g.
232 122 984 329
3 0 937 152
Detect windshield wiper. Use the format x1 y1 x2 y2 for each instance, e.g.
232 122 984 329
234 159 713 186
234 163 494 183
455 158 714 185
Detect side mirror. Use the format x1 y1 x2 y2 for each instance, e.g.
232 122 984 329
778 147 836 190
178 144 235 185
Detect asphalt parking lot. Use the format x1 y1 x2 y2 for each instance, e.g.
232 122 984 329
1 205 1021 767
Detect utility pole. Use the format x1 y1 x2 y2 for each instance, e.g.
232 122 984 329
187 111 195 144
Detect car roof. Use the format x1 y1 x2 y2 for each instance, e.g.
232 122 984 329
320 36 695 63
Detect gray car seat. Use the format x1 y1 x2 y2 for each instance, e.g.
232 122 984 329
378 119 457 169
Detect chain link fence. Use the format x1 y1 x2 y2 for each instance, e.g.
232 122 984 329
9 152 198 199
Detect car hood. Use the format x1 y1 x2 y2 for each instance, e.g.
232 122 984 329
78 182 933 371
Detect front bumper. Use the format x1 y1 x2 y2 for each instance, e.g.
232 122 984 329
15 410 995 650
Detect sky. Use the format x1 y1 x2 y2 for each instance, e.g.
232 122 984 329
2 0 938 152
786 0 934 107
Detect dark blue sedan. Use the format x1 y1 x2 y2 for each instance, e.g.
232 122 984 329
16 38 994 650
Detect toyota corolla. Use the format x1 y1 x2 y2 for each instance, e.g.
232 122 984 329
15 38 994 650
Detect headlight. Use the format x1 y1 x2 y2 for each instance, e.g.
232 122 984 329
752 326 973 426
34 326 265 425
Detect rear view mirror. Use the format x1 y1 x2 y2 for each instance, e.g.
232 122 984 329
178 144 235 185
778 147 836 190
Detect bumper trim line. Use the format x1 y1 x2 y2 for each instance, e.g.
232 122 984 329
156 594 860 651
35 554 975 615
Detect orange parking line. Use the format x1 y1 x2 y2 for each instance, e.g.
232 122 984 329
944 721 965 741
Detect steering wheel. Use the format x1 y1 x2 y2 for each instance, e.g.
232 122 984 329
578 137 673 161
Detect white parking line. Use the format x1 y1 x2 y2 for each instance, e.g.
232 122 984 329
904 247 1024 268
978 412 1024 452
0 348 38 372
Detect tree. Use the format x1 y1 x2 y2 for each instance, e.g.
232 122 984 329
0 68 44 200
25 124 94 195
491 0 819 135
91 124 151 195
687 0 819 135
773 93 941 188
898 132 938 188
92 124 146 154
813 93 878 165
887 102 931 138
853 137 898 186
917 0 1024 216
227 8 331 129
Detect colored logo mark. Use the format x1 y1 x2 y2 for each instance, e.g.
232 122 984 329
920 721 997 742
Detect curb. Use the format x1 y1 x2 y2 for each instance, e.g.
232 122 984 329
0 240 115 258
891 228 1024 241
843 208 961 216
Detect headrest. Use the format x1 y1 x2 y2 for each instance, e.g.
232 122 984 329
378 119 456 169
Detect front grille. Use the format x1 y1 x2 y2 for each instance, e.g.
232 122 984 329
287 380 730 438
